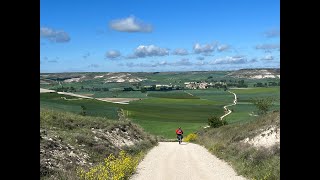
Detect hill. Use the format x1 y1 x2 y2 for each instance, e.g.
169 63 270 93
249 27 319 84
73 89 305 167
194 111 280 179
227 68 280 79
40 109 158 179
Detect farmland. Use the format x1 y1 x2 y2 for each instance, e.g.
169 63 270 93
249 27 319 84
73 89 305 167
40 69 280 139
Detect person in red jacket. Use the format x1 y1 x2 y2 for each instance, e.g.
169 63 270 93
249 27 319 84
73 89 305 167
176 127 184 142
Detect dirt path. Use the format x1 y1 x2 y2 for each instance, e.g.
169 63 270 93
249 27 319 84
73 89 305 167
220 91 237 120
40 88 139 104
184 91 194 96
130 142 246 180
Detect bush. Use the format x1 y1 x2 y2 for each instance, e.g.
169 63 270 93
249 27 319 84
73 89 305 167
208 115 228 128
184 133 198 142
77 150 142 180
251 97 275 115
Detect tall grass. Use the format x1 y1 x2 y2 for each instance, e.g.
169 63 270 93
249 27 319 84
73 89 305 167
194 111 280 180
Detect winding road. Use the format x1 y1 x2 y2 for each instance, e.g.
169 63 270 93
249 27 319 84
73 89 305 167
220 91 237 120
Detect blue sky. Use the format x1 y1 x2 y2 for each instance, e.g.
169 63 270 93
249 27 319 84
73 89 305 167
40 0 280 73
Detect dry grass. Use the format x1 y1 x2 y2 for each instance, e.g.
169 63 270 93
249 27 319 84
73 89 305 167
40 108 158 180
194 111 280 180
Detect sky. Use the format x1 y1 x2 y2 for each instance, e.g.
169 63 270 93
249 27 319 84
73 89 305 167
40 0 280 73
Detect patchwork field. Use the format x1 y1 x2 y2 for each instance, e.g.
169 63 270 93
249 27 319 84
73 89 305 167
40 89 231 139
40 70 280 139
226 87 280 123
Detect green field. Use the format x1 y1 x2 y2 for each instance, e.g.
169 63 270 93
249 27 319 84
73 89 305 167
231 87 280 102
225 87 280 123
76 91 147 98
40 71 280 139
123 97 226 138
40 93 120 119
40 87 280 139
147 91 199 99
40 90 230 139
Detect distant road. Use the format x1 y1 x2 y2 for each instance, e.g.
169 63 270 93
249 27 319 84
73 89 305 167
40 88 56 93
130 142 246 180
40 88 139 104
220 91 237 120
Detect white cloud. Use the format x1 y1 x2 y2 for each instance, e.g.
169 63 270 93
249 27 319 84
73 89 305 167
125 59 194 67
212 55 247 64
260 55 274 61
40 27 70 43
193 42 217 54
128 45 169 58
195 61 208 66
264 29 280 38
106 50 121 59
109 16 153 32
256 44 280 50
217 44 230 52
172 48 189 56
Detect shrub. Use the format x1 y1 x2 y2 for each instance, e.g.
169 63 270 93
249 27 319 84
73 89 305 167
184 133 198 142
251 97 275 115
77 150 142 180
208 115 228 128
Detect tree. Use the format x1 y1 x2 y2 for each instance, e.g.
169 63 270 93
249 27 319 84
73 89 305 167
208 115 228 128
251 97 275 115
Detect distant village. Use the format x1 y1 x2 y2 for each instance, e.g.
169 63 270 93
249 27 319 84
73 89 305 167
139 81 228 91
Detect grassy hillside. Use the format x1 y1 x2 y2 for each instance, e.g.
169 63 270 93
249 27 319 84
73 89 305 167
194 111 280 180
40 108 158 180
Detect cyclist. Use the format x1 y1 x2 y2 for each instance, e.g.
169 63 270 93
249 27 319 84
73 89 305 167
176 127 184 143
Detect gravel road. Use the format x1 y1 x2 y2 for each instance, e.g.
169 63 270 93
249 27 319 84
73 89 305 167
130 142 246 180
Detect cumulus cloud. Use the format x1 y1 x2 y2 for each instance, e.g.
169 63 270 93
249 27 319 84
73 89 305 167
195 61 208 66
212 55 247 64
109 16 153 32
260 55 274 61
264 29 280 38
217 44 230 52
193 42 217 54
40 27 70 43
106 50 121 59
172 48 189 56
126 62 157 67
255 44 280 50
125 59 194 68
125 60 169 68
128 45 169 58
158 61 168 66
